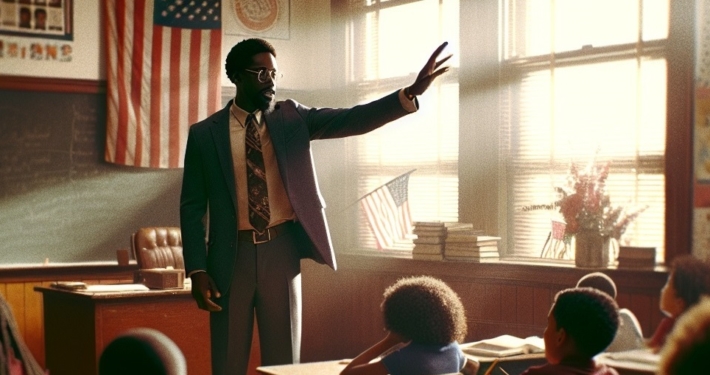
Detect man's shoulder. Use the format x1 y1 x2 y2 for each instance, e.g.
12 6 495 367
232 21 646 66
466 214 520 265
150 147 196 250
190 106 230 131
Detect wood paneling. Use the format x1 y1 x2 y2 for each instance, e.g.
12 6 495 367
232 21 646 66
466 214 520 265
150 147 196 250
0 263 137 368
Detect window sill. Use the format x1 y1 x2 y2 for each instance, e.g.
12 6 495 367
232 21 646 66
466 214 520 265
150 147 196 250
335 250 668 292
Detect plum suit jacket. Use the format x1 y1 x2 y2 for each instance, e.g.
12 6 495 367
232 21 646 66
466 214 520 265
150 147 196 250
180 90 413 294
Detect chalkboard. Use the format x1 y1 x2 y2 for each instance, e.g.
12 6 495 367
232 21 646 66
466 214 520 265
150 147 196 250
0 90 182 263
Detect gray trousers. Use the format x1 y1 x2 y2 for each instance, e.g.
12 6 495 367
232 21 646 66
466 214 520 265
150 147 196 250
209 228 302 375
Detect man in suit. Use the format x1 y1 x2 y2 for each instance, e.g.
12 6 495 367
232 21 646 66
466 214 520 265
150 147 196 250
180 38 451 375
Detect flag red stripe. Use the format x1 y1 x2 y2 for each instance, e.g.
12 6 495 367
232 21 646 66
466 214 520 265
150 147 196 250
115 0 128 164
103 0 114 162
149 23 162 168
188 31 201 126
169 28 182 168
208 29 221 112
131 1 146 166
106 0 222 168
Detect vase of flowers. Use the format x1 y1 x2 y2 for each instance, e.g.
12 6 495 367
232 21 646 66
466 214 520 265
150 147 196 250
573 229 610 268
555 159 648 267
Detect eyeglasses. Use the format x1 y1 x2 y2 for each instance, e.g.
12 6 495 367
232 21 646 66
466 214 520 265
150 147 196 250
243 68 282 83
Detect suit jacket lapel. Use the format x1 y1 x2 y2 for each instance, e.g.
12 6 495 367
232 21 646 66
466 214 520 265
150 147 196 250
210 105 237 211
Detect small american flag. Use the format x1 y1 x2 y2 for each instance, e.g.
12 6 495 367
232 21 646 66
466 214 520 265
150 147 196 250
105 0 222 168
360 170 415 250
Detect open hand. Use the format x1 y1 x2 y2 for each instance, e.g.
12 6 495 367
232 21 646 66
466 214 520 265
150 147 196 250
407 41 453 97
190 272 222 312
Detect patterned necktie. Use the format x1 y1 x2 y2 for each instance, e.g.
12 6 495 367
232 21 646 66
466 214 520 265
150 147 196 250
245 114 270 233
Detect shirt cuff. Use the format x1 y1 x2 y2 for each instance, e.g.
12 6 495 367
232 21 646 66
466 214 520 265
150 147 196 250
187 270 206 278
398 88 418 113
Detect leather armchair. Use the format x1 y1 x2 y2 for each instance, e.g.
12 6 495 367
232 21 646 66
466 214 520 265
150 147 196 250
131 227 184 270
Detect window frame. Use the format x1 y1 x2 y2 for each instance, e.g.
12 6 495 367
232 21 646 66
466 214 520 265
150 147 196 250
331 0 694 263
458 0 693 264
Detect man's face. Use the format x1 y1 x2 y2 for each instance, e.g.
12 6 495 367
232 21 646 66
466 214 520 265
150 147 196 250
236 52 277 113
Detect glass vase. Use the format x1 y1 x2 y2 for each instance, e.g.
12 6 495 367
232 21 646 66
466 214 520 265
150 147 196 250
574 230 610 268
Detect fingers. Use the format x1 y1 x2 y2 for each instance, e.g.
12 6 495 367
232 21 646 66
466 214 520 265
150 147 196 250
203 298 223 312
434 54 453 70
427 41 449 66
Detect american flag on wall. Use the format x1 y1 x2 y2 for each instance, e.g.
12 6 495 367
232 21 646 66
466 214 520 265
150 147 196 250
105 0 222 168
360 170 415 250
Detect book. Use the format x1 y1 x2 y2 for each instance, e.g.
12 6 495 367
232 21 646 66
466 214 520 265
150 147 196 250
446 235 501 243
444 222 476 232
461 335 544 357
413 243 444 254
445 255 500 262
412 253 444 261
51 281 87 291
444 243 498 254
413 221 446 227
414 236 446 244
596 348 659 373
617 258 656 269
413 227 447 235
445 250 500 258
618 246 656 260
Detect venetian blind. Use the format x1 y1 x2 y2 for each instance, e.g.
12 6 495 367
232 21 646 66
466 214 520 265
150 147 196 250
501 0 668 261
345 0 460 251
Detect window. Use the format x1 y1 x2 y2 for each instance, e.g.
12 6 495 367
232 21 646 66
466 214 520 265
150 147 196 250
500 0 668 261
343 0 460 251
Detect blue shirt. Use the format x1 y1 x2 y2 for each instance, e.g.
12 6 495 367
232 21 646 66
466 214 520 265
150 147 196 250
381 341 465 375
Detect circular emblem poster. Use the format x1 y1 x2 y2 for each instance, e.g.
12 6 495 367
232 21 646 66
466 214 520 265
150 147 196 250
227 0 289 39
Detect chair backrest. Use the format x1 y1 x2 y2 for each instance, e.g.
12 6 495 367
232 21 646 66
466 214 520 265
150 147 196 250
131 227 184 269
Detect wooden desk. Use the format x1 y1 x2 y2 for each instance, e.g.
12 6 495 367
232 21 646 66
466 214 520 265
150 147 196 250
35 286 210 375
257 360 347 375
256 354 547 375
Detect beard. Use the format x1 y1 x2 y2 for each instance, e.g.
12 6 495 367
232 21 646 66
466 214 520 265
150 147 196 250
256 89 276 113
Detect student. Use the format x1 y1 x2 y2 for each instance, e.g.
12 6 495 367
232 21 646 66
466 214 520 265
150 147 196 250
340 276 473 375
576 272 644 352
648 255 710 351
521 288 620 375
658 297 710 375
99 328 186 375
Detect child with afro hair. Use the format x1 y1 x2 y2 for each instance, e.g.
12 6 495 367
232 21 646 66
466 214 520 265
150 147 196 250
521 287 620 375
648 255 710 351
340 275 473 375
658 297 710 375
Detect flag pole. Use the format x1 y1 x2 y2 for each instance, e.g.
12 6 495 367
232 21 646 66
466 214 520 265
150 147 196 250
339 169 417 212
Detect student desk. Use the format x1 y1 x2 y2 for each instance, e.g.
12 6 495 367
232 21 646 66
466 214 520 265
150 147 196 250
256 354 547 375
35 286 210 375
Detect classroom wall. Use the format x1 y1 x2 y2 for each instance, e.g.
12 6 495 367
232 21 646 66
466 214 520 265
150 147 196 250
0 0 334 263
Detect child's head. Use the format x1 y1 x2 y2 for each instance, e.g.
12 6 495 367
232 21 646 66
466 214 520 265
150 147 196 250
576 272 617 300
543 287 619 364
658 297 710 375
660 255 710 318
381 276 467 345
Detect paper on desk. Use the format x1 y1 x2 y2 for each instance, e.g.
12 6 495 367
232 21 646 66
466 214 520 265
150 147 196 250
596 348 659 372
85 284 150 292
462 335 545 358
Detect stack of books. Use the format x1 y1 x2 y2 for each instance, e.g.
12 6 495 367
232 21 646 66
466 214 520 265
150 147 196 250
444 225 501 261
412 222 447 260
617 246 656 269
